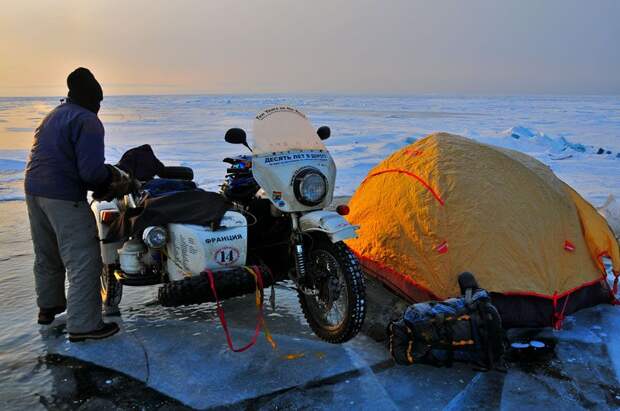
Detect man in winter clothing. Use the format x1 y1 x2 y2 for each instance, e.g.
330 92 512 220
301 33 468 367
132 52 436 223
25 67 122 342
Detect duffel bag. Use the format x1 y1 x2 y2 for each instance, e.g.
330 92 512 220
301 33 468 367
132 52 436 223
387 272 506 370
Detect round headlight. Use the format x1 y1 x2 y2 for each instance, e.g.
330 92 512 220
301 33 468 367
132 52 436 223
143 226 168 248
293 168 327 206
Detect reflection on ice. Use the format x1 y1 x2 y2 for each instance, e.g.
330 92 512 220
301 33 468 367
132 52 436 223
38 280 620 410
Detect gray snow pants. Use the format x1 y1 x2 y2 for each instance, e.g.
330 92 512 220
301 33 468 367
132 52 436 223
26 195 103 333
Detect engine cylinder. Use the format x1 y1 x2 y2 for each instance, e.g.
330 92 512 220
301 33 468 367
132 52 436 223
118 240 146 274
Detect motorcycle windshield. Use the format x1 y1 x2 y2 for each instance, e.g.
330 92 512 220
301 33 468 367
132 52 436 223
252 106 327 154
251 106 336 212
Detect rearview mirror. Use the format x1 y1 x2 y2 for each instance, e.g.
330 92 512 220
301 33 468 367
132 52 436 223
225 128 251 151
225 128 247 144
317 126 331 140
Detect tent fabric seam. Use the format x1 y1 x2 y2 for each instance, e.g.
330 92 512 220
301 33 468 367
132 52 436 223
361 168 445 206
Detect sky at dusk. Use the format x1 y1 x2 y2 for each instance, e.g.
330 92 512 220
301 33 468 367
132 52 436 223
1 0 619 97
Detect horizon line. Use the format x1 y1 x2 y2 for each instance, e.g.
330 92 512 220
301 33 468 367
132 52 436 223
1 90 619 99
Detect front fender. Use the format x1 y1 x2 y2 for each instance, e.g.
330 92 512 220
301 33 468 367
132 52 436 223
299 210 359 243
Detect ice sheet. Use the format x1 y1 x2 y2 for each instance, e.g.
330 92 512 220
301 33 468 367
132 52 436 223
1 95 619 204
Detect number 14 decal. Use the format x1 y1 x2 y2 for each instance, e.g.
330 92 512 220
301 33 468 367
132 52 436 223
215 247 240 266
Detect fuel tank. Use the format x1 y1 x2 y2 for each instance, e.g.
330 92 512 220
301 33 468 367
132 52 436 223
166 211 247 281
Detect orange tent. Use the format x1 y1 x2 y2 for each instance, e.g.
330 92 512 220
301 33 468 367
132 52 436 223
346 133 619 328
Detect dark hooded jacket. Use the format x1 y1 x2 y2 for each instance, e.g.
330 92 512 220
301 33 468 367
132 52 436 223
24 100 109 201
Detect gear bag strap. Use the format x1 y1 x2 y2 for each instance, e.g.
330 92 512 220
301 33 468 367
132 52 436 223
206 266 275 352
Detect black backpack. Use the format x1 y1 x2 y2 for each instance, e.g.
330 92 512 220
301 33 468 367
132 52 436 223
387 272 506 371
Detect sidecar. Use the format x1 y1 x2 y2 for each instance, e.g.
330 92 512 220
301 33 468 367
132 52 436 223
92 168 269 312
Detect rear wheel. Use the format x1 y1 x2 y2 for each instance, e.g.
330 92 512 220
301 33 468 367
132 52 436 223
298 237 366 343
101 264 122 316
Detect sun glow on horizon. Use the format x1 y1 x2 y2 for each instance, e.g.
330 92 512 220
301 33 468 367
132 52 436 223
1 0 619 97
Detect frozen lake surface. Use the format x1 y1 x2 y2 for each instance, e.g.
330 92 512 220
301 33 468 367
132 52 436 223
1 94 619 409
41 285 620 410
1 94 620 203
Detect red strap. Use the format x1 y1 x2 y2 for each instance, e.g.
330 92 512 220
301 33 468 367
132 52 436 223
552 292 558 329
404 149 423 157
436 241 448 254
612 273 619 304
552 292 570 330
206 267 265 352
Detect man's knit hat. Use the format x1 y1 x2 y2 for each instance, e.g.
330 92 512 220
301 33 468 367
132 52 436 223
67 67 103 114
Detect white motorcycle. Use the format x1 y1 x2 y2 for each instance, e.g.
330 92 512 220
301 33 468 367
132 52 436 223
92 106 366 343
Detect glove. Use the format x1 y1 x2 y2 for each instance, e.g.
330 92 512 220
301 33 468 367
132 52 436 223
92 165 140 202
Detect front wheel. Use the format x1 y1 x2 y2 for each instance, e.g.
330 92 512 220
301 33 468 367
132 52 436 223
298 237 366 344
101 264 122 316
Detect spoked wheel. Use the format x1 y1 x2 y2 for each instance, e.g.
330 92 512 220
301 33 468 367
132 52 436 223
101 264 122 316
298 236 366 343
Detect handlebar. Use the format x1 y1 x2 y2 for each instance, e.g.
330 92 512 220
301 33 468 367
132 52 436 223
158 166 194 180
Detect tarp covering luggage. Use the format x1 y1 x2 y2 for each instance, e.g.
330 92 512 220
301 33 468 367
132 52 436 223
346 133 620 328
106 190 231 242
